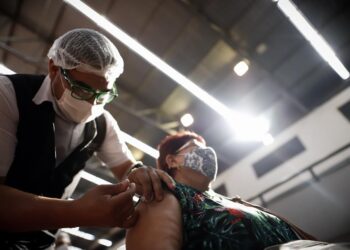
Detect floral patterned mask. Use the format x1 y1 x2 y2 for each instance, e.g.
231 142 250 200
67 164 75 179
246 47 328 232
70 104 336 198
179 147 218 181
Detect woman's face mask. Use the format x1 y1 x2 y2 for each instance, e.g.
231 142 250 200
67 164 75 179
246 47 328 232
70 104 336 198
178 146 218 181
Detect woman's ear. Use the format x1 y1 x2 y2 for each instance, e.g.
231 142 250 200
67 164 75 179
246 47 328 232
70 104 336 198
165 155 179 169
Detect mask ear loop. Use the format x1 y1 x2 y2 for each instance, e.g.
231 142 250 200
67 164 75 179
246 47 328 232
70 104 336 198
166 153 183 170
51 68 67 101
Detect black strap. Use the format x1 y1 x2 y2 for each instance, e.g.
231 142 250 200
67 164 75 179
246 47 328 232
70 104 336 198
48 114 107 197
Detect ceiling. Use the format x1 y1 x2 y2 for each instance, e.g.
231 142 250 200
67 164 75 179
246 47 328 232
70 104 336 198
1 0 350 249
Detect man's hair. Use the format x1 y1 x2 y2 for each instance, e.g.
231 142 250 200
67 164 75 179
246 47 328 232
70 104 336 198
157 131 205 176
47 28 123 82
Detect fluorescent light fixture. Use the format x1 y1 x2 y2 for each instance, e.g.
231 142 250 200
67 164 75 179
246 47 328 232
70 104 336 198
180 113 194 127
0 64 15 74
62 228 112 247
276 0 349 80
63 0 271 144
233 60 249 76
81 171 111 185
262 133 274 146
121 131 159 158
232 113 271 142
98 239 113 247
61 228 95 241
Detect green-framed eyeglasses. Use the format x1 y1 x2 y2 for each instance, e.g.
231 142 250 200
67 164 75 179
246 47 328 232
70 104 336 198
60 67 118 104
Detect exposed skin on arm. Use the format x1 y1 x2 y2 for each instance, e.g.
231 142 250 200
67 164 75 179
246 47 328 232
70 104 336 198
110 159 134 181
0 179 138 232
126 192 183 250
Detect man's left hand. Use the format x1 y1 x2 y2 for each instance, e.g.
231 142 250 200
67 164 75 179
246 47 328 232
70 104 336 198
127 166 175 202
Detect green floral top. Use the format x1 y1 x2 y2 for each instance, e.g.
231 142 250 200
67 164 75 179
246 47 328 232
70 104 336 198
170 182 298 250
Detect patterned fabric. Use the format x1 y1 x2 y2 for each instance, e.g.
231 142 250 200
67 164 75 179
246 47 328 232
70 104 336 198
170 182 298 250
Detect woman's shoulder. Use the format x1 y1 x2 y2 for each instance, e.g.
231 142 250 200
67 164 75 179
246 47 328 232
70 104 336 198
126 191 182 250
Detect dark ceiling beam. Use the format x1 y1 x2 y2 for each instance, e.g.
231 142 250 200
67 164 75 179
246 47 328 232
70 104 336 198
2 0 23 63
0 41 47 71
176 0 309 115
115 0 167 97
0 3 55 45
111 101 175 135
35 3 66 74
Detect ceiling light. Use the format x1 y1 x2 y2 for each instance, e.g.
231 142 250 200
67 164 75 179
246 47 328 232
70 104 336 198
275 0 349 80
232 113 271 142
61 228 95 241
180 113 194 127
98 239 112 247
256 43 267 55
233 60 249 76
0 64 15 74
63 0 271 144
62 228 113 247
262 133 275 146
80 171 111 185
120 131 159 159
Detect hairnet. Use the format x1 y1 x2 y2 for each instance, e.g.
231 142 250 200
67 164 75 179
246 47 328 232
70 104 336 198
47 28 123 82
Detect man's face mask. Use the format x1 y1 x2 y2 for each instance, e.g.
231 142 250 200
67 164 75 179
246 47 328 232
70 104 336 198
57 88 104 123
55 69 105 123
177 145 218 181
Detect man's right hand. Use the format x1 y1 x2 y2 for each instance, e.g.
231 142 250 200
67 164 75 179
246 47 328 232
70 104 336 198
74 179 138 228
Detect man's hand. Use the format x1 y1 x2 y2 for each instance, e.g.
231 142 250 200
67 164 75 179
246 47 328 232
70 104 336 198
74 179 138 228
127 166 175 202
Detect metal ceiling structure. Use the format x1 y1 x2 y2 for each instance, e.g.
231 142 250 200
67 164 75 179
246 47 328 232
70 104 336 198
1 0 349 249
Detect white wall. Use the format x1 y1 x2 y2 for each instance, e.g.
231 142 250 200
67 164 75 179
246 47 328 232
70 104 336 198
213 86 350 201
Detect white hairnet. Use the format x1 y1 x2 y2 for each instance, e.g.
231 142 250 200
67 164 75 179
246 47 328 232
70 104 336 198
47 28 123 82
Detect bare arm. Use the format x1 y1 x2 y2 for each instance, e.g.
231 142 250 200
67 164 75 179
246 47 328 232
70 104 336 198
110 159 135 181
126 192 182 250
0 179 138 232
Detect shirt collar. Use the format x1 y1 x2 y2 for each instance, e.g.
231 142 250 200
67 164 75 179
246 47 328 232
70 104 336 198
32 75 60 115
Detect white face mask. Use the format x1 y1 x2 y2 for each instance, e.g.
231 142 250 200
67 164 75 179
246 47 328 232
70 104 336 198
56 88 105 123
54 73 105 123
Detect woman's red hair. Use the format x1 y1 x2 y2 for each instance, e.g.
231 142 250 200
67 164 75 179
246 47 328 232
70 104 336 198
157 131 205 176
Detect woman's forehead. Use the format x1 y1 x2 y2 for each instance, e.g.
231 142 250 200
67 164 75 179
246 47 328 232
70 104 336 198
176 139 205 153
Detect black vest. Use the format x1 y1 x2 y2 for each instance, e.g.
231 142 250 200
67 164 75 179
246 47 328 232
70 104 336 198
1 74 106 249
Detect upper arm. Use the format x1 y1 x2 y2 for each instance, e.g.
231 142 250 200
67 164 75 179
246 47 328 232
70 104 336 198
126 192 183 250
0 76 18 176
96 111 135 176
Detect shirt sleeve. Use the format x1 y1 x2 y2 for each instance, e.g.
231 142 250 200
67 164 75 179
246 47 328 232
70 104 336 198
0 76 19 177
96 110 135 167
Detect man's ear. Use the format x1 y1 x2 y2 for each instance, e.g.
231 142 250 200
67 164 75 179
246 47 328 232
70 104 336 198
48 59 59 80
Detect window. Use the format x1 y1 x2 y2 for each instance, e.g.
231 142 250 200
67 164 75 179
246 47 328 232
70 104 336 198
253 137 305 177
